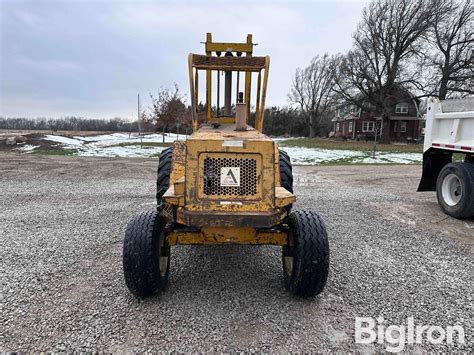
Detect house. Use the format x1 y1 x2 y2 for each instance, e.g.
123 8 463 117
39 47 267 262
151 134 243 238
331 89 423 142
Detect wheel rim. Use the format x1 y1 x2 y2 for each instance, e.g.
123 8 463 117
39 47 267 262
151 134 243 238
283 229 294 276
157 232 169 277
442 173 462 206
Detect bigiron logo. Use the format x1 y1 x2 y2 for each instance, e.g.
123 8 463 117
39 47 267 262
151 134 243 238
355 316 465 352
220 167 240 187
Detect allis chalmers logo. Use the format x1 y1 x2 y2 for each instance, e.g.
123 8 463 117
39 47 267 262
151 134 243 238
220 167 240 187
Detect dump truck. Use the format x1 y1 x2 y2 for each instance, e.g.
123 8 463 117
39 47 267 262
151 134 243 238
122 33 330 298
418 97 474 218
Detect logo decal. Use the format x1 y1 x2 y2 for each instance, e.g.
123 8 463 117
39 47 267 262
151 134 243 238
220 167 240 187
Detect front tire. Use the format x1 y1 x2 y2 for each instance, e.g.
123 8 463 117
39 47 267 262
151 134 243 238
123 210 170 297
279 149 294 213
436 162 474 218
156 147 173 207
283 210 329 297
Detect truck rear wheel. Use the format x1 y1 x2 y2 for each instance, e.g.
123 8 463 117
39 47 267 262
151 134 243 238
436 162 474 218
279 149 293 213
123 210 170 297
156 147 173 206
282 210 329 297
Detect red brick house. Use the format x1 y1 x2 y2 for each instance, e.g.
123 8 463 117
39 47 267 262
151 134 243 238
331 90 423 142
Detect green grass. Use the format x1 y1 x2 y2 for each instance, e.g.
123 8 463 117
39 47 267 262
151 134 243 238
279 138 423 153
318 157 364 166
32 148 76 156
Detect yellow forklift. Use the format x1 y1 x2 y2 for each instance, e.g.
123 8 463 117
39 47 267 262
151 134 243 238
123 34 329 297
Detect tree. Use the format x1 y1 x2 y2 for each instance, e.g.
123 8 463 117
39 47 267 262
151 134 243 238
149 84 186 142
48 118 59 133
334 0 435 143
289 53 338 137
430 0 473 99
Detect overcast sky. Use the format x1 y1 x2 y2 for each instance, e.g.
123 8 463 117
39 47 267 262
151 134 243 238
0 0 366 119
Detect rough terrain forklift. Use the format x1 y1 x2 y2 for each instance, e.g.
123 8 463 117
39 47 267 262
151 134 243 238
123 34 330 298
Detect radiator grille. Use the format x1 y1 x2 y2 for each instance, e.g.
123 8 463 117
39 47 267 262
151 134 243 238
203 157 257 196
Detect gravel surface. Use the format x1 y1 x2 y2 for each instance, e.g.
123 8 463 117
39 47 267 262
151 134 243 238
1 154 472 352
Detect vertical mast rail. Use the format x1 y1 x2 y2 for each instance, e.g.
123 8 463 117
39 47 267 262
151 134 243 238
255 70 262 131
258 56 270 132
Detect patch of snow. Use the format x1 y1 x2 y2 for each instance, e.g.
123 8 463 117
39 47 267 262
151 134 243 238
273 136 305 142
44 135 83 146
40 133 422 164
42 133 185 157
76 133 132 142
76 145 168 158
283 147 364 165
352 152 421 164
15 144 40 152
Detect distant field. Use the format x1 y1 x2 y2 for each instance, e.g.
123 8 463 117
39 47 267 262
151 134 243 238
1 132 426 165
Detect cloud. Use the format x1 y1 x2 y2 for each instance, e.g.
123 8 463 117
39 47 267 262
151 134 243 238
0 0 365 118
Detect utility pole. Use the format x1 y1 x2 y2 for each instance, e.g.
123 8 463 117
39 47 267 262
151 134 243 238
138 93 143 148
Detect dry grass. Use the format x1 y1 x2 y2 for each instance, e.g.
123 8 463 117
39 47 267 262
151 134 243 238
279 137 423 153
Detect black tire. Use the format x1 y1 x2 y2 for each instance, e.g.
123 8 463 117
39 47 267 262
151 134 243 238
123 210 170 297
282 210 329 297
436 162 474 218
279 149 294 213
156 147 173 206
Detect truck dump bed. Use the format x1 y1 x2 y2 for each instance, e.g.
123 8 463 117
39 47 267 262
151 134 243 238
423 97 474 153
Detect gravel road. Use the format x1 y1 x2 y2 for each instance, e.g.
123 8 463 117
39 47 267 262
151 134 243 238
1 154 472 352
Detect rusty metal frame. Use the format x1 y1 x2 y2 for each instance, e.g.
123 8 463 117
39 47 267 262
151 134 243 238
188 33 270 132
167 227 288 246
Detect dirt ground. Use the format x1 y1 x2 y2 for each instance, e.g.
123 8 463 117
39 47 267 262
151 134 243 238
1 153 472 352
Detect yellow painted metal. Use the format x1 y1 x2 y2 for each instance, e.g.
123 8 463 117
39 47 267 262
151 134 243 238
275 187 296 207
160 34 296 244
257 56 270 132
184 125 276 213
205 32 253 55
195 70 198 109
163 186 184 206
255 71 262 131
174 176 185 195
188 33 272 131
206 33 212 123
245 34 253 120
205 42 254 54
216 116 235 124
188 54 197 130
167 227 287 246
169 141 186 185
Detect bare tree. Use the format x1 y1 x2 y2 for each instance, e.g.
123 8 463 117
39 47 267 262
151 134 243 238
334 0 435 144
289 53 338 137
149 84 186 143
430 0 473 99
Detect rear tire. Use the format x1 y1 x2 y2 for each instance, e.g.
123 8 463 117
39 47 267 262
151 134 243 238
123 210 170 297
156 147 173 206
436 162 474 218
279 149 293 213
282 210 329 297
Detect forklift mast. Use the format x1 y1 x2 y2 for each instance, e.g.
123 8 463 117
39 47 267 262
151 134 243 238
188 33 270 132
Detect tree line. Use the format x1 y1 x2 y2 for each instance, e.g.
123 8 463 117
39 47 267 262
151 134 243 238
0 116 155 133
